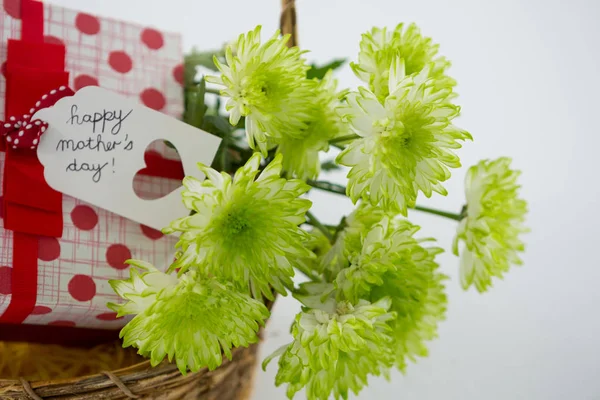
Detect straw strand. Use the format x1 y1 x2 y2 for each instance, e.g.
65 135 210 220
19 378 43 400
101 371 141 399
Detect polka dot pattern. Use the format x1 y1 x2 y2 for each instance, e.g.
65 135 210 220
108 51 133 74
74 74 99 91
75 13 100 35
71 205 98 230
141 28 164 50
38 237 61 261
68 275 96 302
44 35 64 46
173 64 184 86
96 312 123 321
106 244 132 270
141 88 166 111
31 306 53 315
3 0 20 19
0 266 12 295
141 224 164 240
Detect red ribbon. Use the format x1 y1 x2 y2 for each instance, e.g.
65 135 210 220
1 85 75 150
0 0 69 324
0 116 48 150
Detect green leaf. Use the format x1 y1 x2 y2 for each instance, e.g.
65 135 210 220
171 78 208 150
204 114 234 170
321 160 341 172
184 78 207 129
307 58 347 80
202 114 231 137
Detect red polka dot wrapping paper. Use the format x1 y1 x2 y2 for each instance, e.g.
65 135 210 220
0 1 185 329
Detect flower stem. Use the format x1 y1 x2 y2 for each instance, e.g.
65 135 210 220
294 263 322 282
307 180 463 222
412 205 463 221
205 87 222 95
329 134 360 145
306 210 334 242
332 216 347 242
306 180 347 196
218 128 229 172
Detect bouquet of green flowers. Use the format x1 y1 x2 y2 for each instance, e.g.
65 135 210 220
108 23 528 400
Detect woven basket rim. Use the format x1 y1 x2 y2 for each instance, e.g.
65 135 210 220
0 336 260 400
0 299 273 396
0 342 258 399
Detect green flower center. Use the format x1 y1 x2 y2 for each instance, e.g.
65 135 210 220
211 203 257 245
375 118 412 148
226 211 250 235
336 302 351 315
240 75 269 107
238 66 291 114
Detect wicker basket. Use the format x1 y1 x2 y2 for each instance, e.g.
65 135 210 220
0 338 262 400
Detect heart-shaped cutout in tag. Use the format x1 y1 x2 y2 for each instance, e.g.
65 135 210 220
34 86 221 231
134 142 185 200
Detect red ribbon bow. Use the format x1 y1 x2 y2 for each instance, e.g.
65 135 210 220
0 85 74 150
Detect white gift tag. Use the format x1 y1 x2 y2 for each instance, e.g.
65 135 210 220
34 86 221 231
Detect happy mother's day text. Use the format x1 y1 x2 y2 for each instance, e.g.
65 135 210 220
56 105 135 183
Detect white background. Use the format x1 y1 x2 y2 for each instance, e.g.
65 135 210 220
47 0 600 399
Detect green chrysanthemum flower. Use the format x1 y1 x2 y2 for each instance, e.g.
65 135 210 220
269 299 395 400
335 217 447 370
453 157 528 292
337 58 472 215
111 267 269 373
164 153 313 299
277 71 345 180
351 23 455 101
107 259 178 316
207 25 312 155
320 202 390 279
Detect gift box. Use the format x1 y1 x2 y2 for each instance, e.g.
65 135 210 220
0 0 186 337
